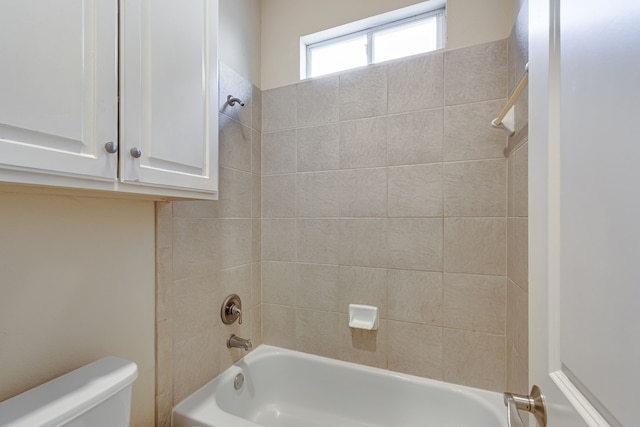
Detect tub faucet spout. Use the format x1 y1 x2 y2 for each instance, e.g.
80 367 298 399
227 334 252 351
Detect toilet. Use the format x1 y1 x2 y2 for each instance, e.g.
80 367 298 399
0 356 138 426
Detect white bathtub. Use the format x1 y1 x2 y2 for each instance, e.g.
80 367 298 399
172 345 507 427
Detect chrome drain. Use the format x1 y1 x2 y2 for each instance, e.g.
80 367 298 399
234 373 244 390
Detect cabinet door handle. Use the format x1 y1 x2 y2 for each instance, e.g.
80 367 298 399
104 141 118 154
130 147 142 158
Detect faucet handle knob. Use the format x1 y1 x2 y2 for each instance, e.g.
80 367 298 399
231 304 243 325
221 294 243 325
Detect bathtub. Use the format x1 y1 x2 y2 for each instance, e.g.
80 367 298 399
172 345 507 427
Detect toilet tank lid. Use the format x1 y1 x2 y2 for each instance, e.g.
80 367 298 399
0 356 138 427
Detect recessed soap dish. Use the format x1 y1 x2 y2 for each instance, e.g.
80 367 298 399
348 304 379 330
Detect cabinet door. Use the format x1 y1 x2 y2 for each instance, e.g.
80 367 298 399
120 0 219 193
0 0 118 182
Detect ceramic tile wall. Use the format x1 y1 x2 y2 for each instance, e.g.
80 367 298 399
155 63 262 427
506 0 530 397
262 39 511 392
155 32 528 423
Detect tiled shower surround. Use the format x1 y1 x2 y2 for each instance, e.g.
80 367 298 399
155 25 529 426
261 38 511 391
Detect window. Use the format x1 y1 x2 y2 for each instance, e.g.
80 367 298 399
301 2 446 79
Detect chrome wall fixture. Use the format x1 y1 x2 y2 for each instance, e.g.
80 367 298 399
233 373 245 390
503 385 547 427
221 294 243 325
227 95 245 107
220 295 253 351
227 334 252 351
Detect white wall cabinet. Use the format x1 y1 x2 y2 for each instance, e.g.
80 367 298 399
0 0 119 183
0 0 218 200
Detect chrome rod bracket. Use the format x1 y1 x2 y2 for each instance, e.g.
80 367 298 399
491 62 528 135
504 385 547 427
491 108 516 136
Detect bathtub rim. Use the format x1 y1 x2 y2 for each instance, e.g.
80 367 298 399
172 344 508 427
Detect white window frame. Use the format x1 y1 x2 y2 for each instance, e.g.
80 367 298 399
301 1 446 79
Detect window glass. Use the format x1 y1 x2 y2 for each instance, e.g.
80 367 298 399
373 16 439 63
309 35 368 78
303 5 445 79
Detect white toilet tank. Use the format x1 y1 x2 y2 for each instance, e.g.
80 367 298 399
0 356 138 427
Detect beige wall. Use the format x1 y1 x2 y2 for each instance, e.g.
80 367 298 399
261 0 514 90
511 0 526 22
0 192 155 426
219 0 262 86
447 0 513 53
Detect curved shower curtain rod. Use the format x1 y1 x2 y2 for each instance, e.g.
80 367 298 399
491 63 529 136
